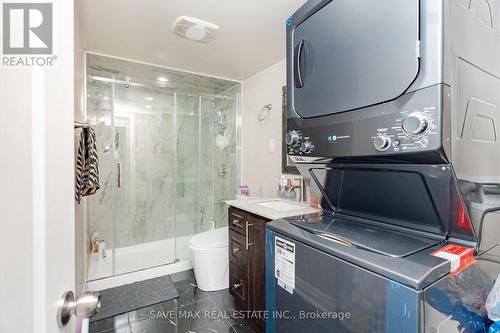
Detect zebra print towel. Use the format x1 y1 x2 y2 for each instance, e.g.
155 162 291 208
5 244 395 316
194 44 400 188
75 127 100 203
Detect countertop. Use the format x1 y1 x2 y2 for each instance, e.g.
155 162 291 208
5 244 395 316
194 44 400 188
226 196 320 220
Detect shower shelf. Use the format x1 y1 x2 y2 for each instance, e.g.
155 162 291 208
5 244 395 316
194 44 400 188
215 199 234 205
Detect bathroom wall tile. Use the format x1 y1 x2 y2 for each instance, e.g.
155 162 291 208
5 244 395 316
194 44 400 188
88 83 115 249
175 94 201 251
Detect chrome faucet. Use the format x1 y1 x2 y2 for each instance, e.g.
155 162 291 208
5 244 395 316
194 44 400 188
288 178 304 202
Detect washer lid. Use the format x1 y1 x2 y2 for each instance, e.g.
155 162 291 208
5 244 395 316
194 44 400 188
290 215 442 258
305 164 478 245
189 227 228 248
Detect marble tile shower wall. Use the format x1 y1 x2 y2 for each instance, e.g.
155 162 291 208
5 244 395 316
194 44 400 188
88 83 179 249
199 97 215 231
175 94 201 240
88 80 115 250
176 87 240 237
113 91 177 248
212 86 239 229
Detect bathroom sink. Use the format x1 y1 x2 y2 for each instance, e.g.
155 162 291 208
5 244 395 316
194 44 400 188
256 200 305 211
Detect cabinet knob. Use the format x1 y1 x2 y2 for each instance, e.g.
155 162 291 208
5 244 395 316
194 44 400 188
232 247 240 253
233 283 241 289
232 219 243 228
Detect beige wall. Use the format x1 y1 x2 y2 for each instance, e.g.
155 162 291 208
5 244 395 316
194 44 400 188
241 59 289 197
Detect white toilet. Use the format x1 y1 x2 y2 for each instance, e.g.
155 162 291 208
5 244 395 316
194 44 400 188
188 226 229 291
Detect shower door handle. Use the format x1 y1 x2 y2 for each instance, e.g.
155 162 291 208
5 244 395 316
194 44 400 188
117 162 122 188
245 222 254 250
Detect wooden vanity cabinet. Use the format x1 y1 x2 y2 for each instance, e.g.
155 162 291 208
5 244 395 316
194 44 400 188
228 206 271 333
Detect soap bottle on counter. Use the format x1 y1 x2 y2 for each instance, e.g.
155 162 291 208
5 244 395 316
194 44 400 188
311 197 319 209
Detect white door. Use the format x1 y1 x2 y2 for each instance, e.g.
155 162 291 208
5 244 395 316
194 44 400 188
0 1 76 332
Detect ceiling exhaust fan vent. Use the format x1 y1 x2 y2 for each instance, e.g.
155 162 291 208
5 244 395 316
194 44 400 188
173 16 219 43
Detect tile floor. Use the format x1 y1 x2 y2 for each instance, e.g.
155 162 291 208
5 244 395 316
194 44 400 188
89 270 256 333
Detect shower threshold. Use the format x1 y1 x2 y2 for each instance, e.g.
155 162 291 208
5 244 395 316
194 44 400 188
87 235 192 289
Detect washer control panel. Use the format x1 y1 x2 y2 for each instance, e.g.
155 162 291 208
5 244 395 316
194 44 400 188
286 130 316 155
372 107 439 154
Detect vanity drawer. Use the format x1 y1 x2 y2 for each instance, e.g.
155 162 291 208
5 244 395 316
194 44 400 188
229 207 247 234
229 229 248 270
229 262 248 307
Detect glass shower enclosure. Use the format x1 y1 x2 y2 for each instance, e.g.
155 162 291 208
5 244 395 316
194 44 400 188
85 54 240 280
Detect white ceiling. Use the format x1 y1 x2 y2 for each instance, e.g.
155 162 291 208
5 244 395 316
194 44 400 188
77 0 305 81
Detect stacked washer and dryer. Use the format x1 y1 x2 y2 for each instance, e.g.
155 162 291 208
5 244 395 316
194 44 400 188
266 0 500 332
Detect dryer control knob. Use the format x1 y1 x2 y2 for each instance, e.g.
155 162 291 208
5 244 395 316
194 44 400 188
402 112 430 136
285 130 301 146
300 140 314 154
373 135 391 151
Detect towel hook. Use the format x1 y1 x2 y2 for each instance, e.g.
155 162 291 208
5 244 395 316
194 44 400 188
258 104 272 121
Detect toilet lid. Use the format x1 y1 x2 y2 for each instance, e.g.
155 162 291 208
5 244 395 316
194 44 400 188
189 227 228 249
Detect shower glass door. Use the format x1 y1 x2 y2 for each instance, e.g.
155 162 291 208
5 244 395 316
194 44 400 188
87 77 115 280
112 82 177 275
173 92 240 260
175 93 201 261
86 53 241 281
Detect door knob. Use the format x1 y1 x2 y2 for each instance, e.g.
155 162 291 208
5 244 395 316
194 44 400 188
57 291 101 327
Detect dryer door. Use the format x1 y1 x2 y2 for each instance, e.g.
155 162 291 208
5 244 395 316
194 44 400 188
289 0 420 119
